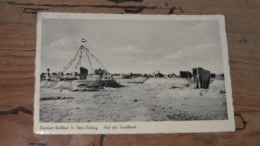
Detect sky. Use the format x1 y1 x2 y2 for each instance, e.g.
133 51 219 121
41 18 224 75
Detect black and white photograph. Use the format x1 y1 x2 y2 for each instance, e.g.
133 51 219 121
34 13 235 134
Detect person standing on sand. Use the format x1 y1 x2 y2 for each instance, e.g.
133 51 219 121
98 68 103 80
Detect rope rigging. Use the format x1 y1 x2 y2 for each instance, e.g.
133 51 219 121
74 47 83 70
82 46 95 73
62 39 107 74
63 48 81 72
85 47 106 70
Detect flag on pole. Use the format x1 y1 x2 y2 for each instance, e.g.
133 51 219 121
82 38 87 42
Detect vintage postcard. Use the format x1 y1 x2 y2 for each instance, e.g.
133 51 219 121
34 13 235 134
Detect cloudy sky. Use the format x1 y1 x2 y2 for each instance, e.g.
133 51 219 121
41 17 224 75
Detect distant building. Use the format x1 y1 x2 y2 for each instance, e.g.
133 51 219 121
40 73 46 80
210 73 216 78
168 73 176 78
215 74 224 80
155 73 164 78
192 67 211 89
180 71 192 78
